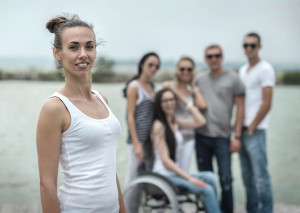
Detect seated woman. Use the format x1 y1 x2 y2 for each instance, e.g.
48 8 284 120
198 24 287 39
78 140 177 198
149 88 221 213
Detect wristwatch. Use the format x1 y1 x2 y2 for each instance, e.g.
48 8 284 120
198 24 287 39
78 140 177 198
234 135 241 140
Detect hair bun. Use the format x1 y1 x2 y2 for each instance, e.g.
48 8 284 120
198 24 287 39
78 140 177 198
46 14 81 33
46 16 69 33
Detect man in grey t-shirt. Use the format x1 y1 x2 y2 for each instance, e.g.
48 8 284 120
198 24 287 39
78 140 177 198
195 44 245 213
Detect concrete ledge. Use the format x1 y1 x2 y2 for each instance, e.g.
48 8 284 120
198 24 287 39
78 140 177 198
0 203 299 213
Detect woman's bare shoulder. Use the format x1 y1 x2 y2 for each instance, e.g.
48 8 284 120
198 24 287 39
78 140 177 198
97 91 108 105
127 82 138 99
40 97 67 118
152 120 165 132
127 81 138 91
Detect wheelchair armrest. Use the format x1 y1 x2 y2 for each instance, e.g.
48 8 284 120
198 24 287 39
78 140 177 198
139 172 181 194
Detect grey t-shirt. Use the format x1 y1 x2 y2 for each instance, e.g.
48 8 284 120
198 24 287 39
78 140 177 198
195 70 245 138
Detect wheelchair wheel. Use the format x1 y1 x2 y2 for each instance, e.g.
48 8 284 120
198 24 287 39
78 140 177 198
123 175 179 213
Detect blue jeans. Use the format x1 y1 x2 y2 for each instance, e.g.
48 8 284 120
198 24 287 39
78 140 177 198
168 171 221 213
195 134 233 213
239 129 273 213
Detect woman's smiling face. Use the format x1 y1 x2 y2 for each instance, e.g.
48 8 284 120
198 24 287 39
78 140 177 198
54 26 97 77
160 90 176 116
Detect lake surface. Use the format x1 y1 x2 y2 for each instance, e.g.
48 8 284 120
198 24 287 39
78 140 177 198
0 81 299 205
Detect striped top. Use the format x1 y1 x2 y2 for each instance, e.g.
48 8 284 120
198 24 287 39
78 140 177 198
126 80 154 144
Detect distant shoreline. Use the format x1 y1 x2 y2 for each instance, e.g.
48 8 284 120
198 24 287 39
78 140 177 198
1 56 299 71
1 68 300 84
1 55 300 84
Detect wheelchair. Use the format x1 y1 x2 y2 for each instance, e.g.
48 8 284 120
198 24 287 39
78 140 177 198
123 172 206 213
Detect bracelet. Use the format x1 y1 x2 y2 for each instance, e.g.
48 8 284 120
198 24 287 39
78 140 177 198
193 87 199 93
186 101 194 110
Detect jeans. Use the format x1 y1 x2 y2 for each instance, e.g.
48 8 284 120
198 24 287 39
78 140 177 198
168 171 221 213
195 133 233 213
239 129 273 213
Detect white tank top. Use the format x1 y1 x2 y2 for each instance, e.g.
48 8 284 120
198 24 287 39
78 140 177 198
152 124 184 176
51 90 121 213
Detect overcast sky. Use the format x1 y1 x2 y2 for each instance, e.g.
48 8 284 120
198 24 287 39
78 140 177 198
0 0 299 68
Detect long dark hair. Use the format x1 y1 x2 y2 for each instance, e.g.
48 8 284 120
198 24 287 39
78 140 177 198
153 88 177 161
141 88 177 172
123 52 160 98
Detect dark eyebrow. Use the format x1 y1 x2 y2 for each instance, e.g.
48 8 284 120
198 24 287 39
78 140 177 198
68 41 95 45
68 41 79 45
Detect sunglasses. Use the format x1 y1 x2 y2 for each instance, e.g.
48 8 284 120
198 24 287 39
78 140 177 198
148 63 160 70
161 98 176 104
243 43 258 49
206 54 222 59
179 67 193 72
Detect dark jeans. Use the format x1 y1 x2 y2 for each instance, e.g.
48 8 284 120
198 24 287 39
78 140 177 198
195 133 233 213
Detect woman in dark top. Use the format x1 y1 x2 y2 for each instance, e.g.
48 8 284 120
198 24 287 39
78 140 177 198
123 52 160 212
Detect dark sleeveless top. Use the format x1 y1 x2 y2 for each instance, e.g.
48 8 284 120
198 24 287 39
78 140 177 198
126 80 154 144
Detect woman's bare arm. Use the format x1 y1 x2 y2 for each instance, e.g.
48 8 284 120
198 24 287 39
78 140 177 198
190 80 207 110
116 175 126 213
36 98 68 213
176 103 206 129
127 83 144 162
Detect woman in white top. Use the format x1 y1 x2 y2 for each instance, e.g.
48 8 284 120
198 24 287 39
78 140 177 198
162 56 206 172
150 88 220 213
36 14 126 213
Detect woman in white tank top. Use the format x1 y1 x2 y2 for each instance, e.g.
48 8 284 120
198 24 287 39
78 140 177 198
36 14 126 213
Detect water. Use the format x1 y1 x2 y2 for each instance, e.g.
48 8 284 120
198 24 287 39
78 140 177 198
0 81 299 205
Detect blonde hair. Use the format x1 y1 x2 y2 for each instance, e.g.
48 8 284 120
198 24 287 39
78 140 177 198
176 56 195 69
204 44 223 55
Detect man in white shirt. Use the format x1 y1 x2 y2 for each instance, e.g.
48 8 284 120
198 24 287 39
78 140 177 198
239 32 275 213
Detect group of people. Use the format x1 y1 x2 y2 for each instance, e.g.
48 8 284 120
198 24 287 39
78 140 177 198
36 14 275 213
124 35 275 213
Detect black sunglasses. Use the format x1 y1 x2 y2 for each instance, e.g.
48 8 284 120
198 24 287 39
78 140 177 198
206 54 222 59
243 43 258 49
148 63 160 70
179 67 193 72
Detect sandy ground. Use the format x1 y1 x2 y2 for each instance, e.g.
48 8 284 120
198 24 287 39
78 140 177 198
0 202 299 213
